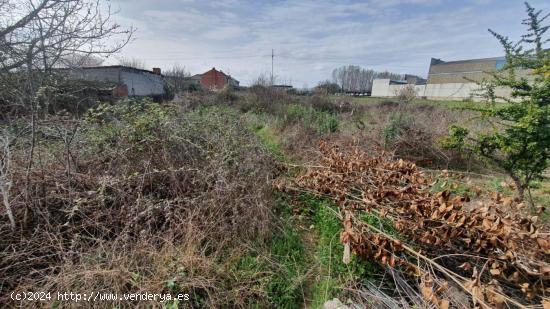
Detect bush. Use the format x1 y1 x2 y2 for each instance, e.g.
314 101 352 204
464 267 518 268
394 84 417 104
308 95 338 113
35 77 117 116
376 100 400 108
242 85 292 114
284 104 339 134
308 95 350 113
382 113 413 147
314 80 341 95
380 108 464 168
216 85 238 103
0 100 281 307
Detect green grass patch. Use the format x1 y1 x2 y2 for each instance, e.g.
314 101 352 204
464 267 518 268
254 125 285 161
529 178 550 222
330 95 489 110
429 177 471 196
294 194 373 308
360 213 401 239
283 104 339 134
228 195 308 309
411 99 480 110
266 220 308 308
248 115 380 308
230 227 308 309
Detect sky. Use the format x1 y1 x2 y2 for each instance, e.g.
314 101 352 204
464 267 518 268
106 0 550 87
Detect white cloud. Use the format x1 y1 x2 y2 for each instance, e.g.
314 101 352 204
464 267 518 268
370 0 442 7
203 26 246 40
108 0 550 86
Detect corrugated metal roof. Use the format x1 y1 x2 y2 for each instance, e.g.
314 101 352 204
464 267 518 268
431 56 505 66
78 65 162 76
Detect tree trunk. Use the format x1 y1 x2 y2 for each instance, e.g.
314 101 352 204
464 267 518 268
511 175 525 201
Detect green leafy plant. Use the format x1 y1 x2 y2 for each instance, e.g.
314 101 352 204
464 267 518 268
382 113 412 148
442 2 550 201
284 104 339 134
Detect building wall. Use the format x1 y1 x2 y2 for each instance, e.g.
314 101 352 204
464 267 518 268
428 57 531 84
423 83 512 100
424 83 478 99
371 79 392 97
189 76 202 85
71 67 121 83
121 70 164 97
201 69 228 90
113 84 129 97
428 71 494 84
227 77 239 87
372 79 425 97
68 67 165 97
372 56 534 101
372 78 512 101
428 58 499 84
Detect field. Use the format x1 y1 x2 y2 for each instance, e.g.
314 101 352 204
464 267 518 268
2 0 549 307
330 95 475 110
1 89 548 308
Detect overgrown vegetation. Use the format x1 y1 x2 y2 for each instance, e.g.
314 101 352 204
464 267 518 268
1 2 549 309
0 101 289 307
2 77 547 308
307 195 369 308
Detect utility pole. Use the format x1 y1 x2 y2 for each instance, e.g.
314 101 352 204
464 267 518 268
271 49 274 86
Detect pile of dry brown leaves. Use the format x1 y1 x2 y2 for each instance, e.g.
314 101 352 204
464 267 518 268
276 141 550 308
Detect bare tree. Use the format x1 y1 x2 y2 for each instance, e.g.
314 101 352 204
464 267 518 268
251 73 271 87
332 65 403 93
315 80 341 95
376 70 404 81
0 130 15 230
118 57 147 69
57 53 104 68
164 64 190 93
0 0 133 228
0 0 133 75
0 0 133 117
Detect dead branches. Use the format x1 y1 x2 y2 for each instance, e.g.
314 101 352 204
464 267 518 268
277 141 550 308
0 130 15 230
0 106 279 306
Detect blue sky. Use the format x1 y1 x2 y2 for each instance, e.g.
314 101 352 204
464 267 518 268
108 0 550 87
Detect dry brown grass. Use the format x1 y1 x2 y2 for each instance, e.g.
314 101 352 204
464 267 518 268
0 102 279 307
256 96 476 171
342 102 478 170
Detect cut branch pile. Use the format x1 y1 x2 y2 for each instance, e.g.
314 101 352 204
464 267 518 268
276 141 550 308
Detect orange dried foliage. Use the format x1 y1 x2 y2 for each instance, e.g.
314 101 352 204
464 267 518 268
278 141 550 307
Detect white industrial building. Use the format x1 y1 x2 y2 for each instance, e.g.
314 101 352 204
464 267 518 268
371 57 529 100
